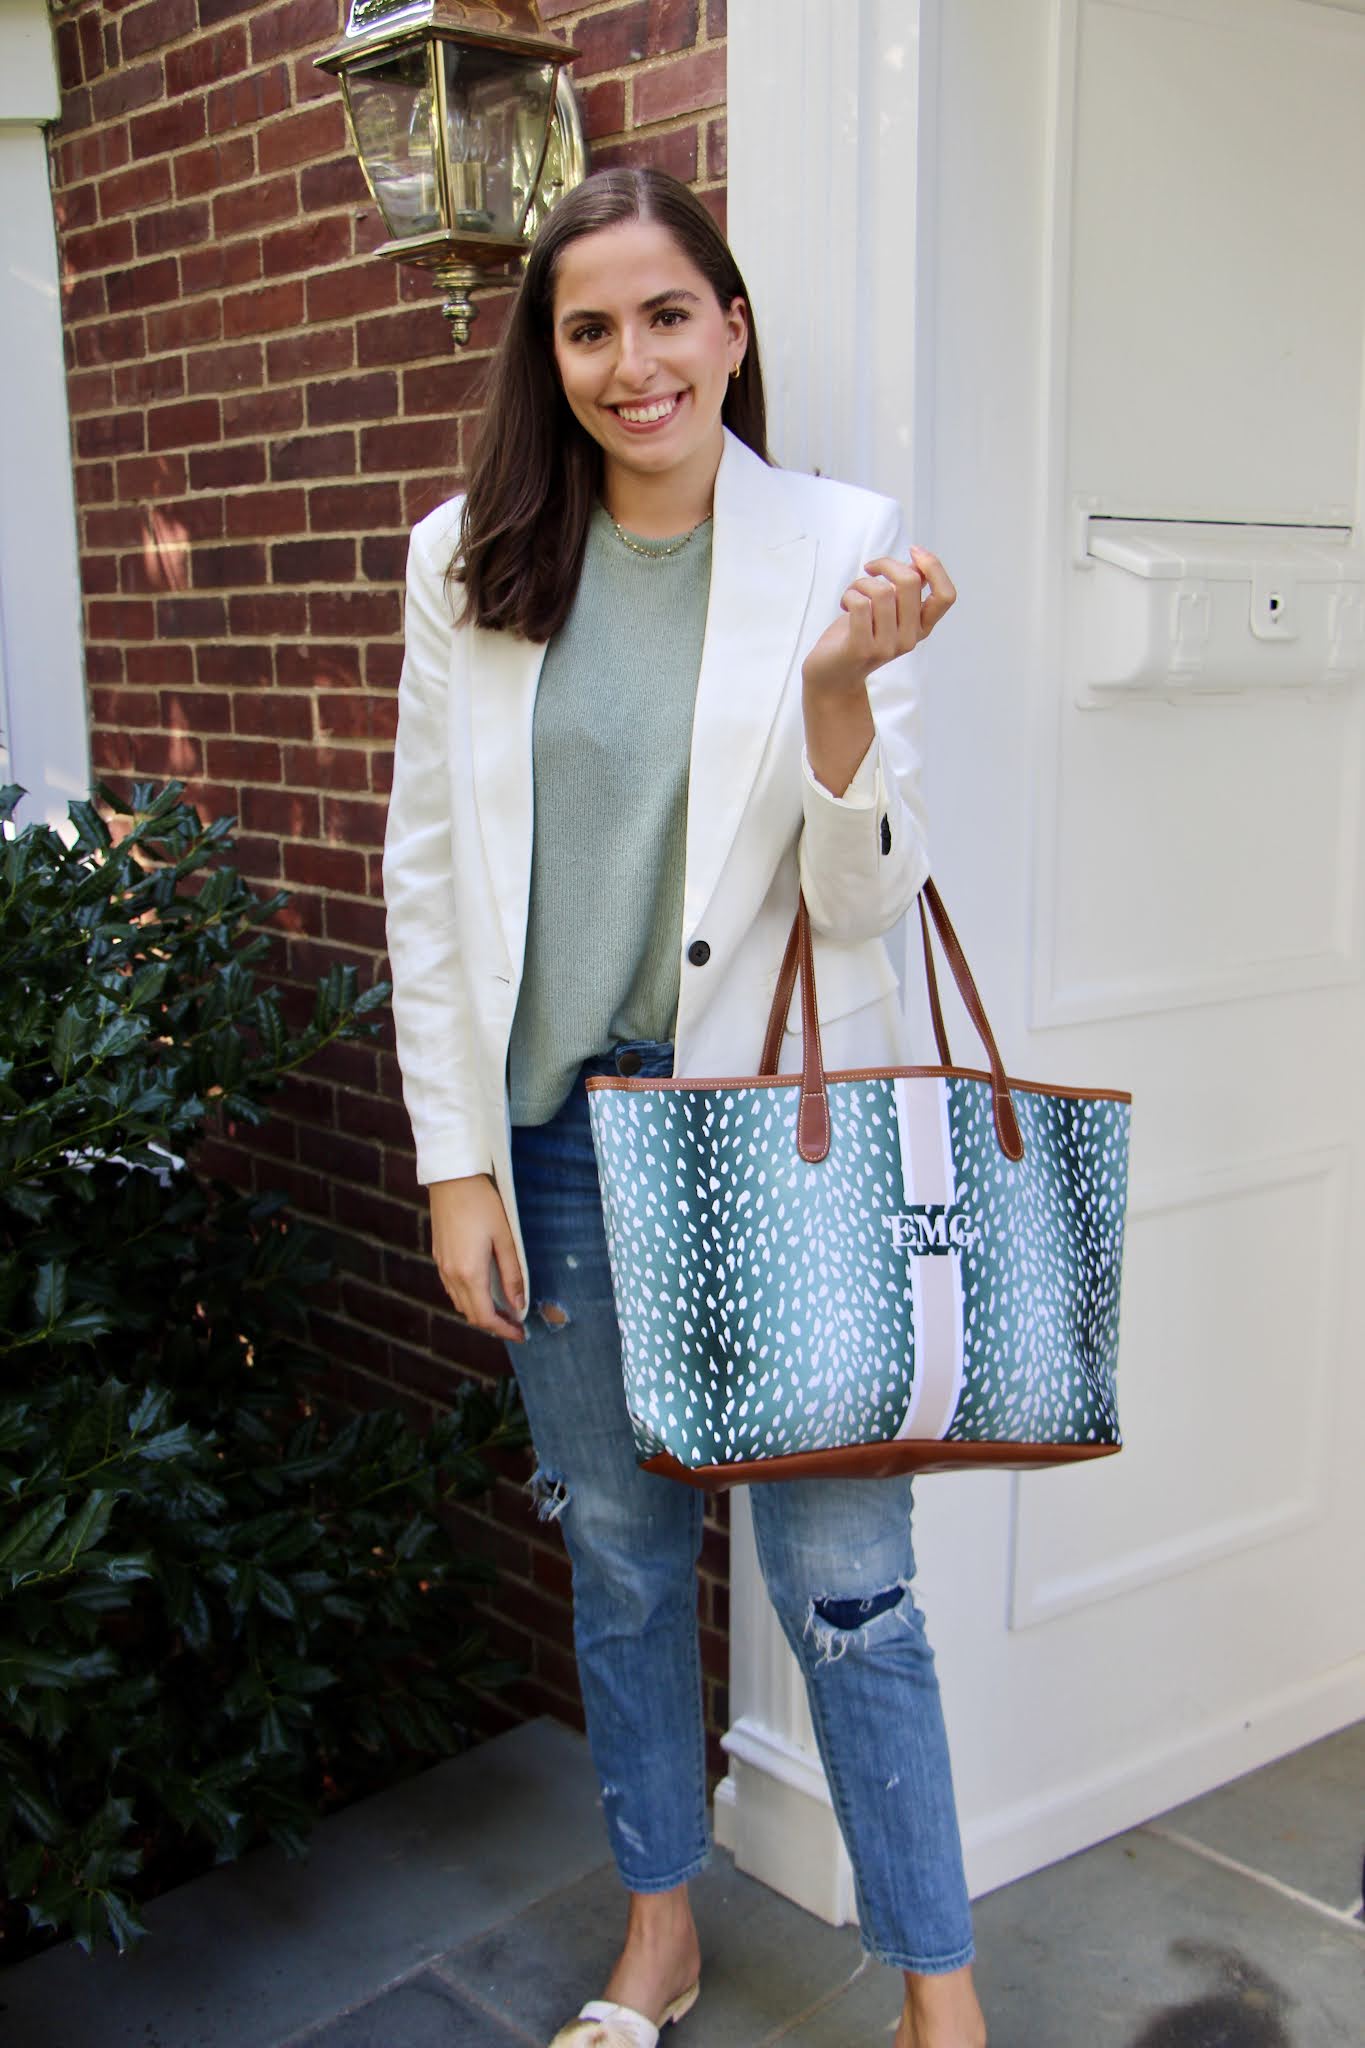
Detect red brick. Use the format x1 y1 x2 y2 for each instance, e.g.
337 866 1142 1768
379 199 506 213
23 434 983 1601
707 113 727 179
581 77 627 138
76 411 144 459
267 327 353 382
309 590 400 638
55 180 99 234
189 442 266 491
84 505 143 552
305 371 399 428
400 356 489 417
96 157 173 222
290 50 335 106
174 133 255 198
165 26 249 96
241 691 315 738
698 185 726 236
55 15 82 91
106 257 181 314
284 742 368 791
66 368 116 415
91 59 165 124
181 239 263 296
88 598 156 641
572 3 650 77
651 0 701 53
221 391 305 450
307 480 400 531
241 786 320 838
270 431 356 482
119 0 196 61
198 0 260 24
147 399 221 451
129 96 208 159
357 420 454 475
146 298 221 351
212 173 298 239
135 202 212 258
55 85 93 138
191 543 268 588
127 645 197 689
197 642 271 686
72 315 147 372
223 487 307 537
634 44 732 121
361 534 407 584
250 0 340 65
271 538 355 584
305 260 397 325
74 462 116 507
353 304 450 370
91 684 159 726
188 343 266 397
299 153 369 211
593 124 699 180
113 355 187 405
257 100 346 174
159 596 229 638
163 689 233 735
707 0 726 34
65 219 134 274
317 694 397 742
207 64 290 136
275 643 355 691
282 842 364 895
207 737 283 782
222 280 305 338
228 591 308 636
60 127 132 184
103 460 176 512
83 555 120 599
261 213 352 279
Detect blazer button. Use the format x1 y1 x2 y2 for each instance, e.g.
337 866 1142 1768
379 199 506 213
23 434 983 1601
687 939 711 966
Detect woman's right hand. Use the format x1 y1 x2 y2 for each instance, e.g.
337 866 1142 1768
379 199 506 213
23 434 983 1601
428 1175 527 1344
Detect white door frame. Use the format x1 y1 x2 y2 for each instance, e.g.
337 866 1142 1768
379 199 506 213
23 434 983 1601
0 0 89 827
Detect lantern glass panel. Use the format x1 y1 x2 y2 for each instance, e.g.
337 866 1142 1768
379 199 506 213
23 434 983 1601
439 45 556 239
346 46 441 240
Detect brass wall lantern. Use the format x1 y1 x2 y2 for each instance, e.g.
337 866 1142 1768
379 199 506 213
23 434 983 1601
316 2 586 344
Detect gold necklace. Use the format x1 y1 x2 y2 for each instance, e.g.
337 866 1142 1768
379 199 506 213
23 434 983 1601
607 513 710 558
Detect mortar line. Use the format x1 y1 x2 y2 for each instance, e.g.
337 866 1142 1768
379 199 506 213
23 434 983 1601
755 1956 877 2044
1144 1825 1365 1938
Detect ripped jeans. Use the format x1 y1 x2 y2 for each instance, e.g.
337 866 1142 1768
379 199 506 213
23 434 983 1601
508 1040 975 1975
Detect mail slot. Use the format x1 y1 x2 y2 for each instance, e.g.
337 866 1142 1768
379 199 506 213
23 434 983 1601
1075 519 1365 699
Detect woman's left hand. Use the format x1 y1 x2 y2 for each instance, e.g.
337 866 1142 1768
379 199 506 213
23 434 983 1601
802 544 956 697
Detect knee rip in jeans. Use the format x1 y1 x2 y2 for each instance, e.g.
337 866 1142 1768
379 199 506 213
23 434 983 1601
528 1465 570 1523
805 1579 914 1665
534 1298 572 1329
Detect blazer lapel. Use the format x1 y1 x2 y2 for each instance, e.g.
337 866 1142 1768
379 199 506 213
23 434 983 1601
682 431 816 936
467 620 547 978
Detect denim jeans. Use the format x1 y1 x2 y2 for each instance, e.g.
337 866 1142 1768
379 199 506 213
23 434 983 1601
509 1039 975 1974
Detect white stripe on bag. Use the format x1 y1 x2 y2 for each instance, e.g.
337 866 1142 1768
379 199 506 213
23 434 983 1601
893 1077 966 1440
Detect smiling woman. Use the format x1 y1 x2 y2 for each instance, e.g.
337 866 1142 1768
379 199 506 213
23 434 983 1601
381 168 981 2048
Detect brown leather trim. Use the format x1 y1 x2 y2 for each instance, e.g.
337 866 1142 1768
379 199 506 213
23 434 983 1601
919 894 953 1067
641 1439 1121 1490
586 1066 1133 1106
796 898 830 1162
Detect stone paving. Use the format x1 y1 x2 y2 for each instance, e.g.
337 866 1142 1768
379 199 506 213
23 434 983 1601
2 1718 1361 2047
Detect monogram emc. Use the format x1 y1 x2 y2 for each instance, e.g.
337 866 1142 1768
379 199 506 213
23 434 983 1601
884 1204 981 1255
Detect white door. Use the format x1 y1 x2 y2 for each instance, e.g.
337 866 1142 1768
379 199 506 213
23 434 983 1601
723 0 1365 1908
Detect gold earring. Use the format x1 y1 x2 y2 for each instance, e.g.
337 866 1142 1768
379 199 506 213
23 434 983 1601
731 361 742 381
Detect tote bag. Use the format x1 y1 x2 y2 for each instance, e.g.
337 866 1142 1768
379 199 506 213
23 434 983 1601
587 880 1131 1488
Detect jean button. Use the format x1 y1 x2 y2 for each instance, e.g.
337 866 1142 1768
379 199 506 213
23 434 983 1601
616 1049 643 1075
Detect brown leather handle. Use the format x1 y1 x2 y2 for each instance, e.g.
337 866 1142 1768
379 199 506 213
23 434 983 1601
758 880 1025 1164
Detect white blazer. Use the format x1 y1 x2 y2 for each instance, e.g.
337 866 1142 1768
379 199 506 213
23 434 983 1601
382 427 931 1309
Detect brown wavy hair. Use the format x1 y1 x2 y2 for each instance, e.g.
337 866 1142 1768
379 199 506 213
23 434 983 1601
451 167 770 641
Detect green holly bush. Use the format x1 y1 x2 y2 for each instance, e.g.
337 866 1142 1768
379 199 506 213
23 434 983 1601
0 784 527 1959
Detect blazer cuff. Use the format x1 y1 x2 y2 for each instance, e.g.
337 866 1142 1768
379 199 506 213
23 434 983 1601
801 738 879 808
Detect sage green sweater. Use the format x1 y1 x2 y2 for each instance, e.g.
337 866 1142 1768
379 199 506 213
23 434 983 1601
507 501 714 1126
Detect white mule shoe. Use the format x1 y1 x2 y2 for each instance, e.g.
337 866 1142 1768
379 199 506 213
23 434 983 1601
547 1980 700 2048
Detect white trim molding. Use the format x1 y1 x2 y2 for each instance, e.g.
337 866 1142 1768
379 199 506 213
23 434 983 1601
0 0 88 826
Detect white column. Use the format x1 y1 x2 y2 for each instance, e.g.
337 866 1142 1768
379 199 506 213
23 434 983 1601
717 0 933 1923
0 1 89 827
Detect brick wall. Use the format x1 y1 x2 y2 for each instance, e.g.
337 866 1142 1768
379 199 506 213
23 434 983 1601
46 0 732 1774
